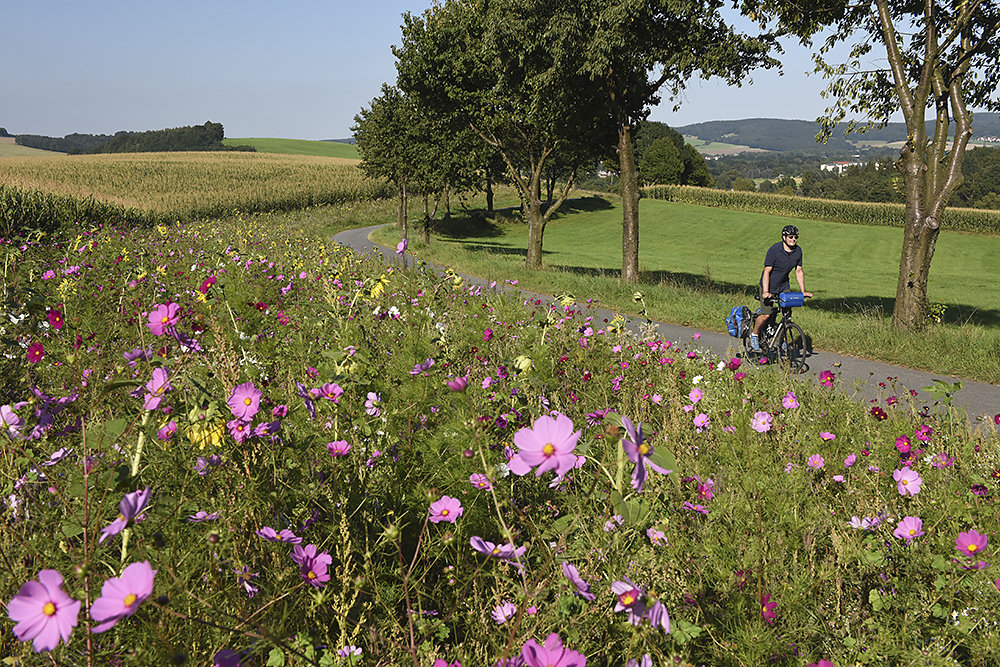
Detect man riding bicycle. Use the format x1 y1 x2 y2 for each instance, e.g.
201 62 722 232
750 224 813 352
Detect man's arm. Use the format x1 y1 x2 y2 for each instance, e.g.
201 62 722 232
761 266 773 298
795 266 813 298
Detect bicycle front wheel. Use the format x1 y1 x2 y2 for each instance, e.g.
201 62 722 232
778 322 807 373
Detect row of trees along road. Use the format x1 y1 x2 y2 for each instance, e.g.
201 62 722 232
357 0 1000 333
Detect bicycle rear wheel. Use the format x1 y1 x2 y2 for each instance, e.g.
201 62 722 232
778 322 807 373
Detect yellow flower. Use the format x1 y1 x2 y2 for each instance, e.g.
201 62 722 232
188 422 225 450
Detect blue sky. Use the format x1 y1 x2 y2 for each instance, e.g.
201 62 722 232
3 1 843 140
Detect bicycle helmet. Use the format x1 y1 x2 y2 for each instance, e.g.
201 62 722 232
782 224 799 237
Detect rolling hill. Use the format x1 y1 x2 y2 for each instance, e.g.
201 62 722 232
222 137 359 159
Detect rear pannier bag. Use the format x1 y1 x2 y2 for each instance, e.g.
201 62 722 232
726 306 752 338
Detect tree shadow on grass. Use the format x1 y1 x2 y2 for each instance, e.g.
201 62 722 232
435 195 613 242
806 296 1000 328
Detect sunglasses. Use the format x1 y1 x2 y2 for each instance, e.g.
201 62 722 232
784 234 798 239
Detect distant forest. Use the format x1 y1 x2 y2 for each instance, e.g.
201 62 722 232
14 122 254 154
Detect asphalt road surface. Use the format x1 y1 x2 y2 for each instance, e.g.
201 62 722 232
334 224 999 432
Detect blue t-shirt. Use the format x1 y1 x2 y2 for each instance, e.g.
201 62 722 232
760 241 802 294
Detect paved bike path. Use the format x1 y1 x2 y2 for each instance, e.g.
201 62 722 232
334 224 999 430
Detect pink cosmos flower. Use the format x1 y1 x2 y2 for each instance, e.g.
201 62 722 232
688 388 703 404
429 495 463 524
469 536 527 569
292 544 332 588
820 431 835 441
365 392 382 417
750 411 772 433
199 275 217 294
956 530 989 557
520 633 586 667
806 661 836 667
612 579 647 624
508 413 581 483
693 413 709 432
7 569 81 652
320 382 344 402
396 238 408 256
157 420 177 441
697 478 715 501
26 342 45 364
728 357 742 371
90 561 156 633
227 382 262 421
561 561 596 601
819 370 835 386
147 302 181 336
807 454 825 469
256 527 302 543
761 593 777 624
469 473 492 490
896 436 911 453
621 417 671 492
326 441 350 457
99 487 151 544
893 466 922 496
47 309 65 330
844 453 857 468
930 452 954 468
447 376 468 392
914 424 933 442
491 601 517 624
143 367 172 410
894 516 925 543
782 392 799 409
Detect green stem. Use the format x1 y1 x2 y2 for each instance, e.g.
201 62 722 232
121 412 150 563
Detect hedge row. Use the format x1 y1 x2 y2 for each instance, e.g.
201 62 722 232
642 185 1000 234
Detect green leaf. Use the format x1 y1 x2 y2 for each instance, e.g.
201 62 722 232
95 418 129 447
649 446 679 487
266 648 286 667
931 554 951 571
861 549 886 567
544 514 573 539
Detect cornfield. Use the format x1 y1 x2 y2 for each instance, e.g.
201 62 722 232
0 151 392 235
643 185 1000 234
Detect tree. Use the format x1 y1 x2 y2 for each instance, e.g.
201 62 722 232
639 136 684 184
353 85 419 238
750 0 1000 330
395 0 612 271
579 0 775 282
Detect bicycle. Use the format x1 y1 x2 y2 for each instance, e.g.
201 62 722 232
740 292 809 373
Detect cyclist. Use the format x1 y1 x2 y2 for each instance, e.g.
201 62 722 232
750 224 813 352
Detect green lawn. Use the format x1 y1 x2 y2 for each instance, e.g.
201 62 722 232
0 141 56 157
222 137 359 159
372 193 1000 383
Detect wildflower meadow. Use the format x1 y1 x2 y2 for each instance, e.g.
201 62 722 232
3 212 1000 665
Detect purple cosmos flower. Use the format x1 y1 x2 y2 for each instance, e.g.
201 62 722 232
99 487 151 544
644 600 671 635
396 238 408 256
213 649 244 667
194 454 222 475
7 569 81 652
697 478 715 501
188 511 220 522
337 645 362 658
930 452 954 468
469 473 492 490
410 358 435 376
893 466 922 496
807 455 825 469
147 303 181 336
326 441 350 457
447 376 468 392
90 561 156 633
227 382 262 421
1 403 26 438
806 661 836 667
520 633 586 667
620 417 671 492
227 419 252 444
956 530 989 557
491 601 517 624
627 656 653 667
429 495 463 524
256 527 302 543
761 593 777 624
915 424 933 442
365 392 382 417
291 544 332 588
844 453 857 468
782 392 799 409
41 447 73 467
683 501 709 514
470 536 527 569
612 579 647 624
893 516 924 543
561 561 596 601
235 565 259 598
820 431 835 441
295 381 316 420
143 367 172 410
157 420 177 441
508 413 581 483
751 411 772 433
647 527 667 545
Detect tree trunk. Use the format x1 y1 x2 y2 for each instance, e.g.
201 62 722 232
422 194 431 244
397 180 408 240
485 163 494 213
443 184 451 219
525 194 545 271
619 124 640 283
891 143 940 330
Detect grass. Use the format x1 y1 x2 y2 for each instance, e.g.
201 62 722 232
371 192 1000 384
0 139 55 157
682 135 748 152
223 137 359 159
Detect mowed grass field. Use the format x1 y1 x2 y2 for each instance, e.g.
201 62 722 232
223 137 359 159
0 137 54 157
0 150 383 221
373 194 1000 383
